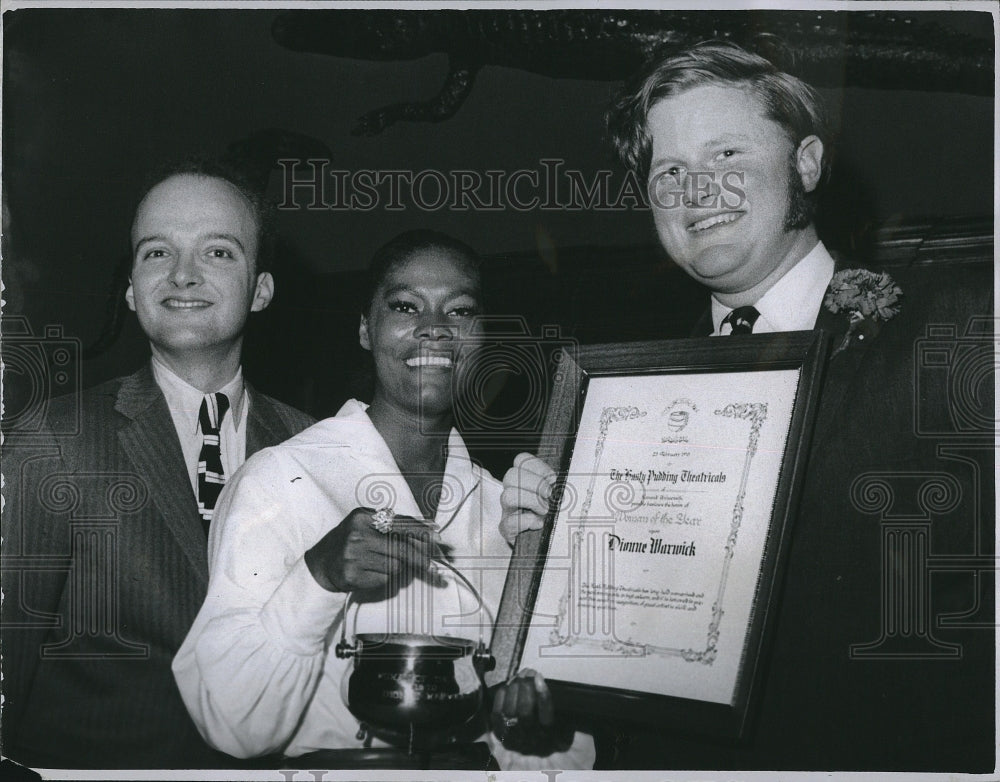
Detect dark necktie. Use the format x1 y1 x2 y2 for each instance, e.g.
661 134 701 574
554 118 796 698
723 306 761 335
197 392 230 531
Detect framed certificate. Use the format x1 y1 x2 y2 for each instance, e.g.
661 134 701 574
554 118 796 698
488 331 827 739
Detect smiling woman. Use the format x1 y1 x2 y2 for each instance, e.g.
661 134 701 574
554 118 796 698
172 230 596 770
358 230 484 492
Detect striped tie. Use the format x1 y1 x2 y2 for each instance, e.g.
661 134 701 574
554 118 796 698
197 392 230 531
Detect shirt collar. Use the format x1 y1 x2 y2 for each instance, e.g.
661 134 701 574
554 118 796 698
332 399 480 523
711 241 836 335
151 357 246 433
334 399 473 468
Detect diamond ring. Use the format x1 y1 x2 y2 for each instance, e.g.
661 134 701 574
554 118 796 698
503 716 519 729
371 507 396 534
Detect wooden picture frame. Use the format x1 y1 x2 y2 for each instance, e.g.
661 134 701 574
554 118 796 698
488 331 828 739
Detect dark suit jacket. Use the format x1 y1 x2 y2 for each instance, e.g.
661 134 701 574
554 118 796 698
610 261 994 771
2 364 314 769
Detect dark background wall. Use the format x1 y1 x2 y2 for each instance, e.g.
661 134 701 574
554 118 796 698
2 8 994 452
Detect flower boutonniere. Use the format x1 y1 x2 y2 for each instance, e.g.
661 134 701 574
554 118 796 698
823 269 903 356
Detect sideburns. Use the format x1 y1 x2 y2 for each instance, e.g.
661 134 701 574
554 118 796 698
783 156 814 231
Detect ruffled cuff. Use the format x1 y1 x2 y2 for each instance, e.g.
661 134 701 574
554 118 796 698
486 728 596 771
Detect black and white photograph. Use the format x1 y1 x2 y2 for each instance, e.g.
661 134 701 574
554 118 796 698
1 1 995 779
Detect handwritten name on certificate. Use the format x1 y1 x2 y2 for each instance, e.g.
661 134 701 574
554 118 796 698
520 368 800 706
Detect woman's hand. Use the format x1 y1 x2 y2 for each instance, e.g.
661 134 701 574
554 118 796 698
490 669 574 755
499 453 557 545
304 507 444 593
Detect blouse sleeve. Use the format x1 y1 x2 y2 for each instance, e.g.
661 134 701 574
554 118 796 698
172 448 346 758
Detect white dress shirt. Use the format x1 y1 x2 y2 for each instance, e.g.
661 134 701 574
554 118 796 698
173 400 595 770
151 357 249 497
711 241 836 335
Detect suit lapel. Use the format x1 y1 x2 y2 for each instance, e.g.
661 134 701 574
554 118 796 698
115 365 209 584
689 263 885 450
245 384 284 458
691 306 713 337
809 272 881 450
